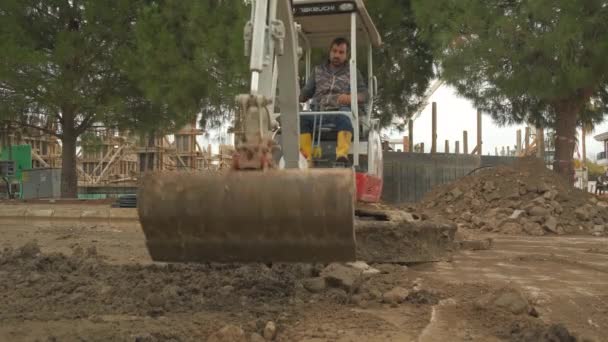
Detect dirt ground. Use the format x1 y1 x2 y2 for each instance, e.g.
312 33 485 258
1 217 607 342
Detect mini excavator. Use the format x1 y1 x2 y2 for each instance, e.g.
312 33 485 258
137 1 454 263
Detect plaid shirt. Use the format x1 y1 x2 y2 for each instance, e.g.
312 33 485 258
301 62 367 111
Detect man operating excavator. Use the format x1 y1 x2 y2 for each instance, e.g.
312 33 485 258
299 37 368 165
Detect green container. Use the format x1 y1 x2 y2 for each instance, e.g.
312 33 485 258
1 144 32 181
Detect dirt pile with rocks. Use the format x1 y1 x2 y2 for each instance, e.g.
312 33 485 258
419 158 607 236
1 239 592 341
0 241 302 322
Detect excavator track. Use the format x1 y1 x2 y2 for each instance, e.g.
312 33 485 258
138 169 356 263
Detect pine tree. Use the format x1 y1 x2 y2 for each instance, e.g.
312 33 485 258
0 0 248 197
413 0 608 179
368 0 435 128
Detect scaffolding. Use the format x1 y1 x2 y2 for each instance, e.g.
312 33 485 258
2 121 235 186
0 125 62 169
171 120 208 170
79 129 138 185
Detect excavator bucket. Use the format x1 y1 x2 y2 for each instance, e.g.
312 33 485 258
137 169 356 263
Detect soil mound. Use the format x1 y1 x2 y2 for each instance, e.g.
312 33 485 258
419 158 607 236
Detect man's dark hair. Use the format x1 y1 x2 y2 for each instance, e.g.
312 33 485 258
330 37 350 52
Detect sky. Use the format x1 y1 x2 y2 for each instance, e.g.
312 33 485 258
383 84 608 161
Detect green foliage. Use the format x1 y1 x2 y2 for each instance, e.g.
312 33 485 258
79 132 103 154
367 0 435 128
412 0 608 126
126 0 249 132
0 0 145 133
586 160 605 179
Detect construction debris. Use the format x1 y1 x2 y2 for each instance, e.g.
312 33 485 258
419 158 607 236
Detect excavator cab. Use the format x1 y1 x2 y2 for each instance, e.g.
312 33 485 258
137 0 383 263
282 0 384 200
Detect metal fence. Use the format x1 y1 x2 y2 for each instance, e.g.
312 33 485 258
382 152 517 203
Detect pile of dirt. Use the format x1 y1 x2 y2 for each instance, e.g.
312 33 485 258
419 158 607 236
0 241 305 322
0 241 424 322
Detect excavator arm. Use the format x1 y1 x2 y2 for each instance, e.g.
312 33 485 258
137 0 356 263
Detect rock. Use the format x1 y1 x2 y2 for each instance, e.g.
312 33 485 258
461 212 472 222
593 217 604 225
365 287 382 300
290 263 315 278
550 201 563 214
532 196 546 205
346 261 370 271
494 292 530 315
527 206 548 217
597 201 608 208
519 187 528 196
302 278 326 293
362 267 381 275
507 190 520 200
483 191 501 202
500 222 523 234
207 325 247 342
321 263 362 292
593 225 605 233
445 207 455 215
523 222 545 236
509 210 525 220
326 288 348 303
450 187 464 200
406 289 440 305
472 216 483 228
525 184 537 193
250 333 266 342
483 181 496 192
575 207 591 221
351 294 367 307
219 285 234 296
543 216 559 234
382 287 409 304
586 204 599 218
543 190 557 200
476 287 531 315
538 183 551 194
146 293 165 308
18 241 41 258
27 272 42 284
263 321 277 341
386 211 421 223
471 199 482 207
590 197 599 204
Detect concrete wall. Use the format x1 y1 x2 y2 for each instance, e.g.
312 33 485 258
382 152 518 204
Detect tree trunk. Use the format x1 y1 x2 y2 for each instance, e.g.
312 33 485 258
60 112 78 198
552 101 580 183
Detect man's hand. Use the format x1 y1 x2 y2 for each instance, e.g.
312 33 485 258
337 94 351 105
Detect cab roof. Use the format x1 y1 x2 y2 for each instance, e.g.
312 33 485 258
292 0 382 48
